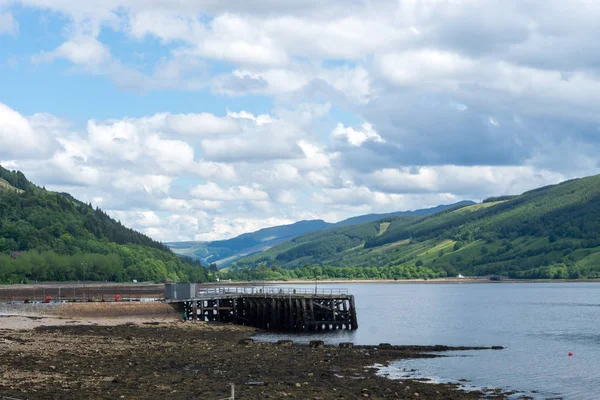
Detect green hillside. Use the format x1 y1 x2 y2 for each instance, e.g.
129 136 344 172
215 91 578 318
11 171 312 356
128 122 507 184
0 166 208 284
166 219 331 267
231 175 600 280
167 201 473 267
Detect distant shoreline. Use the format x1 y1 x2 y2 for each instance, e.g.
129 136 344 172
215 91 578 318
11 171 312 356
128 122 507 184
207 277 600 286
2 277 600 290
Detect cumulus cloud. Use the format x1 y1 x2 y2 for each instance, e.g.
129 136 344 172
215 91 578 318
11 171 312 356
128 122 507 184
0 103 52 158
5 0 600 242
34 36 110 66
331 123 384 147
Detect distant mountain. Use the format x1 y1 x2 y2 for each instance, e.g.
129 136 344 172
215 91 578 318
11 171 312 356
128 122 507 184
232 174 600 280
167 201 474 267
332 201 475 227
0 165 208 284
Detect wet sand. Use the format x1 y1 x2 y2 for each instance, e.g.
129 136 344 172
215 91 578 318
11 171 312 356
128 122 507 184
0 304 515 400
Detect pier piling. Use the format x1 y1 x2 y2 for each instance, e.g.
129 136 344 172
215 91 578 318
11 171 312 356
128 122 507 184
166 287 358 332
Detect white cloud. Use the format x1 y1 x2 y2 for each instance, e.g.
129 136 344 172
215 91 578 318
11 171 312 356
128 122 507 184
112 173 172 195
136 211 161 227
6 0 600 242
0 11 18 36
377 50 476 87
227 110 273 125
161 113 239 135
200 111 305 162
364 166 566 198
331 122 384 147
275 190 296 205
190 182 269 202
0 103 50 158
34 36 110 66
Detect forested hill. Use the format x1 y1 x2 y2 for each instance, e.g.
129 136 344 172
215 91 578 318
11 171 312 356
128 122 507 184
231 175 600 280
0 166 208 283
167 201 473 267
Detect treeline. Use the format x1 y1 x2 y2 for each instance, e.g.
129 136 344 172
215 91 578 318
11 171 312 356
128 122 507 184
0 166 32 191
221 261 598 281
0 248 209 284
220 264 448 281
482 195 517 203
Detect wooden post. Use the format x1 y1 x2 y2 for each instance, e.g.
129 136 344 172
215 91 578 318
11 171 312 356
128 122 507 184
295 298 302 331
301 298 308 332
309 299 315 332
349 295 358 330
343 299 349 329
288 297 294 330
271 298 276 329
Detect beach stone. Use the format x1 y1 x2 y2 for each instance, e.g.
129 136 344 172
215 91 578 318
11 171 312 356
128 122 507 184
277 340 293 347
339 342 354 348
238 338 254 345
309 340 324 348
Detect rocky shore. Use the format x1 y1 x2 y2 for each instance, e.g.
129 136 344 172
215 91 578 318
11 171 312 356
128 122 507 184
0 304 515 399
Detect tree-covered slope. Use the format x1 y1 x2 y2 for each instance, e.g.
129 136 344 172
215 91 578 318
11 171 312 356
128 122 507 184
168 201 473 267
0 166 208 283
232 175 600 280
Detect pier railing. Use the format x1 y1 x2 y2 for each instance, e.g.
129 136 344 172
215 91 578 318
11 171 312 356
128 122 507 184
196 287 349 297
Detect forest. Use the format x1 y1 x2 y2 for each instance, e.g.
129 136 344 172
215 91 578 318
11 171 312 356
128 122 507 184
0 166 208 284
234 175 600 280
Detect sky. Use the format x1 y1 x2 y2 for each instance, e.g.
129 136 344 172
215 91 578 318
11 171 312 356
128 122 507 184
1 0 599 242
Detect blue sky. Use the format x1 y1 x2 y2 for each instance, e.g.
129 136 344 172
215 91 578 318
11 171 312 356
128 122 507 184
1 0 599 241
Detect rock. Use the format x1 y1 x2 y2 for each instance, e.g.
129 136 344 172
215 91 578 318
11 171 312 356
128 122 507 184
295 383 302 388
308 373 314 377
277 340 293 347
339 342 354 348
49 365 56 370
413 393 420 397
491 346 504 350
238 338 254 345
309 340 324 348
379 343 392 348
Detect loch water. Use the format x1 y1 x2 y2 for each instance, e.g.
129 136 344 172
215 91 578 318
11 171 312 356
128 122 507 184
253 282 600 399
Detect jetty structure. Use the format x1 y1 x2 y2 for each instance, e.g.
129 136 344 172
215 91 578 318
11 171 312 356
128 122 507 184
165 284 358 332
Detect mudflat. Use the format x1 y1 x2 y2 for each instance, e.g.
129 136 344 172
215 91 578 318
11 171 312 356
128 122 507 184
0 306 510 399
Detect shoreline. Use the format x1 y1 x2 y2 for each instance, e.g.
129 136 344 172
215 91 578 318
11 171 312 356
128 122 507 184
0 305 511 400
1 277 599 290
208 277 600 286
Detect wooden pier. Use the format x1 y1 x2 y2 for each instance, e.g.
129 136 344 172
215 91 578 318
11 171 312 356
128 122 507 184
166 287 358 332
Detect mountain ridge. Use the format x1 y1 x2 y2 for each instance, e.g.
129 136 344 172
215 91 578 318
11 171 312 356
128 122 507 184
166 201 475 267
228 175 600 280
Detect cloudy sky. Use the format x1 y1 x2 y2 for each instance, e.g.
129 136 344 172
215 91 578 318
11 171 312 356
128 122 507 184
1 0 599 242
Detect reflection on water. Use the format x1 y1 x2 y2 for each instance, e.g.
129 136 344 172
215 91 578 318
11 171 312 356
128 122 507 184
253 282 600 399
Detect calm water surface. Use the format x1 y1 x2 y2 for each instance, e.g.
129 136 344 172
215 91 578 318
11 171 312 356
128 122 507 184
253 282 600 399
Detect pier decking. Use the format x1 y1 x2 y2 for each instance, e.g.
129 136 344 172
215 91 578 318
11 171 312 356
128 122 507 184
166 287 358 332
